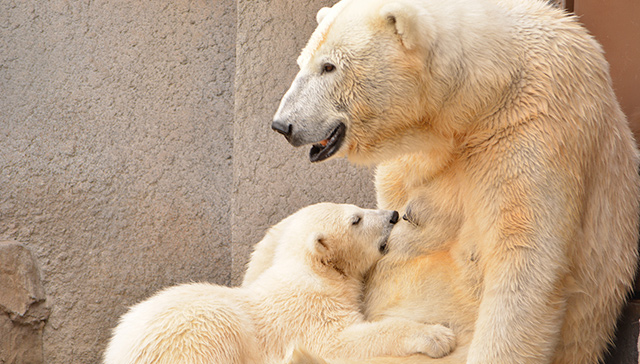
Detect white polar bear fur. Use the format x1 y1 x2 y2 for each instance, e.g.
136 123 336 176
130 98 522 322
103 203 456 364
273 1 640 364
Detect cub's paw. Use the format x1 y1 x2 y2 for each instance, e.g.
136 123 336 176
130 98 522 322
284 347 329 364
407 324 456 358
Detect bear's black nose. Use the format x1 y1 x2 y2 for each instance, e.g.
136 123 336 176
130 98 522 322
390 211 399 224
271 120 292 137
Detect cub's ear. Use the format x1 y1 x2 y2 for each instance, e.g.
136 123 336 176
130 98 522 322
316 7 332 24
380 2 420 49
309 232 330 256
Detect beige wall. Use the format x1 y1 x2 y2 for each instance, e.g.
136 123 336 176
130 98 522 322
232 0 376 284
0 1 236 363
0 0 373 363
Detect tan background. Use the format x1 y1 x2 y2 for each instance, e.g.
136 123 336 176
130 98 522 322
1 1 236 362
1 0 374 362
0 0 635 363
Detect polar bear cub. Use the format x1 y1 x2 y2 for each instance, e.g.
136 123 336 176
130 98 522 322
103 203 456 364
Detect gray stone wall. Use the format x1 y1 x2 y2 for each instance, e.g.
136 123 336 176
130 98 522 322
0 0 373 363
232 0 376 283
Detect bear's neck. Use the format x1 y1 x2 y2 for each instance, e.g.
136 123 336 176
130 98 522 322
420 0 522 143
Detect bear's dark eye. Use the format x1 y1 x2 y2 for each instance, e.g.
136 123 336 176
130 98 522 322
322 63 336 73
402 210 418 226
351 216 361 225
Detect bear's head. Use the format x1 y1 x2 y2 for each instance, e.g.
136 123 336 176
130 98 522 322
272 0 516 165
249 203 399 282
273 0 428 165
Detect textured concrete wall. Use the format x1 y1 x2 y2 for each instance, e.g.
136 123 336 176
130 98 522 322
1 0 235 363
232 0 376 283
1 0 373 362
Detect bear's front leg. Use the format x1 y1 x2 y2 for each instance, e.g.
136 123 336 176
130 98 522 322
465 167 573 364
466 249 567 363
335 317 456 359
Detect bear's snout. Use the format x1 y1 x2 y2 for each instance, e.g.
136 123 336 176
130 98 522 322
390 211 399 224
272 119 292 139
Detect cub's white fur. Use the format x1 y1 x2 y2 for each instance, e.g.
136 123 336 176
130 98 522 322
104 203 456 364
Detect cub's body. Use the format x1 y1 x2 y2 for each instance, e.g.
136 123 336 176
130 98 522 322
104 203 455 364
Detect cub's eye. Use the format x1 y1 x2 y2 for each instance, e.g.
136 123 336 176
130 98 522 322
351 216 361 225
322 63 336 73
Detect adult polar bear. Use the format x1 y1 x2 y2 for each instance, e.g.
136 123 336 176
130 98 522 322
271 0 640 363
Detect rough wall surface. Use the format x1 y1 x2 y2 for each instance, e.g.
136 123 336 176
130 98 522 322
0 0 236 363
1 0 372 362
232 0 376 284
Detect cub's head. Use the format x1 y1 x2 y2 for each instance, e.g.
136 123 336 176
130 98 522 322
291 203 399 279
272 0 437 165
247 203 398 283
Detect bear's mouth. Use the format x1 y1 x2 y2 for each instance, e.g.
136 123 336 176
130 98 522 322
309 123 346 163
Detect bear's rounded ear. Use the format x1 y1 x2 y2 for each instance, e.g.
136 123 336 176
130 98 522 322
316 7 332 25
380 2 420 50
310 232 329 256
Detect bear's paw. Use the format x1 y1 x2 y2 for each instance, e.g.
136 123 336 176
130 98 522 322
407 323 456 358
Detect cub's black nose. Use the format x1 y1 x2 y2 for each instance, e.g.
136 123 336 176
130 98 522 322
390 211 399 224
271 120 292 137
